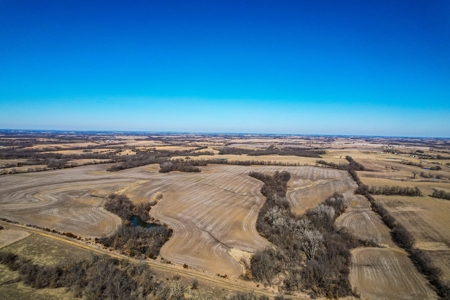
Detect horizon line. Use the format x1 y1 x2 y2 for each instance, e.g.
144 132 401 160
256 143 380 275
0 128 448 139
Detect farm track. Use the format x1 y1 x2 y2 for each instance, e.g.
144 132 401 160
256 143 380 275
0 220 309 299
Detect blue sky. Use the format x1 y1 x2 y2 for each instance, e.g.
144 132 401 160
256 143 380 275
0 1 449 136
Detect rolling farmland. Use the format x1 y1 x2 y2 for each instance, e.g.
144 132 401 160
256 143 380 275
1 132 449 298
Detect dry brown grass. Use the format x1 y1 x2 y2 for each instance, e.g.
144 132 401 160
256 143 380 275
0 229 30 249
1 232 91 265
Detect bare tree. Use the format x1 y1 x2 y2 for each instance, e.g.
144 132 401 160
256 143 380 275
312 204 335 220
301 229 323 260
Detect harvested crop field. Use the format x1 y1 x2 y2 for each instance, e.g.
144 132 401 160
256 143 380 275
285 167 357 215
0 166 127 238
351 247 437 299
336 193 395 247
375 195 450 280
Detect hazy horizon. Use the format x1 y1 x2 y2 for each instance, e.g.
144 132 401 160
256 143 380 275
1 1 449 137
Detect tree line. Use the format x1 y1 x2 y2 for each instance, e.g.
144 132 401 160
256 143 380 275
362 185 423 197
0 251 200 300
0 250 296 300
316 156 365 171
219 146 325 158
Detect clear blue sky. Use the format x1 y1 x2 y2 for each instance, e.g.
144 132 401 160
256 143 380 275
1 0 449 137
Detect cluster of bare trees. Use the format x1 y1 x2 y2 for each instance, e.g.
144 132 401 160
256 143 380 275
349 156 450 299
219 146 324 158
248 171 362 298
101 194 171 258
159 159 207 173
104 194 137 220
98 224 172 259
104 193 157 223
431 189 450 200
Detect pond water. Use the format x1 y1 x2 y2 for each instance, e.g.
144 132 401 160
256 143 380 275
130 216 161 229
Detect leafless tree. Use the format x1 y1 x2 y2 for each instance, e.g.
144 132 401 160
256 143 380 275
301 229 323 260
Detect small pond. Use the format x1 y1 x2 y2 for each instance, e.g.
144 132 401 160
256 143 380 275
130 216 161 229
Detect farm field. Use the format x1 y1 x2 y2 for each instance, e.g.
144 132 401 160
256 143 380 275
336 178 437 299
350 247 437 300
375 195 450 281
358 173 450 281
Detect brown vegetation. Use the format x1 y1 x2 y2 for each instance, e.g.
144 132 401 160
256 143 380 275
249 171 363 298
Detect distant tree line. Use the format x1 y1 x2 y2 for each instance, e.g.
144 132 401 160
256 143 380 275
248 171 367 298
360 185 423 197
349 156 450 299
415 153 450 160
159 159 207 173
401 160 423 168
316 156 365 172
431 189 450 201
315 160 348 170
219 146 325 158
419 172 446 180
